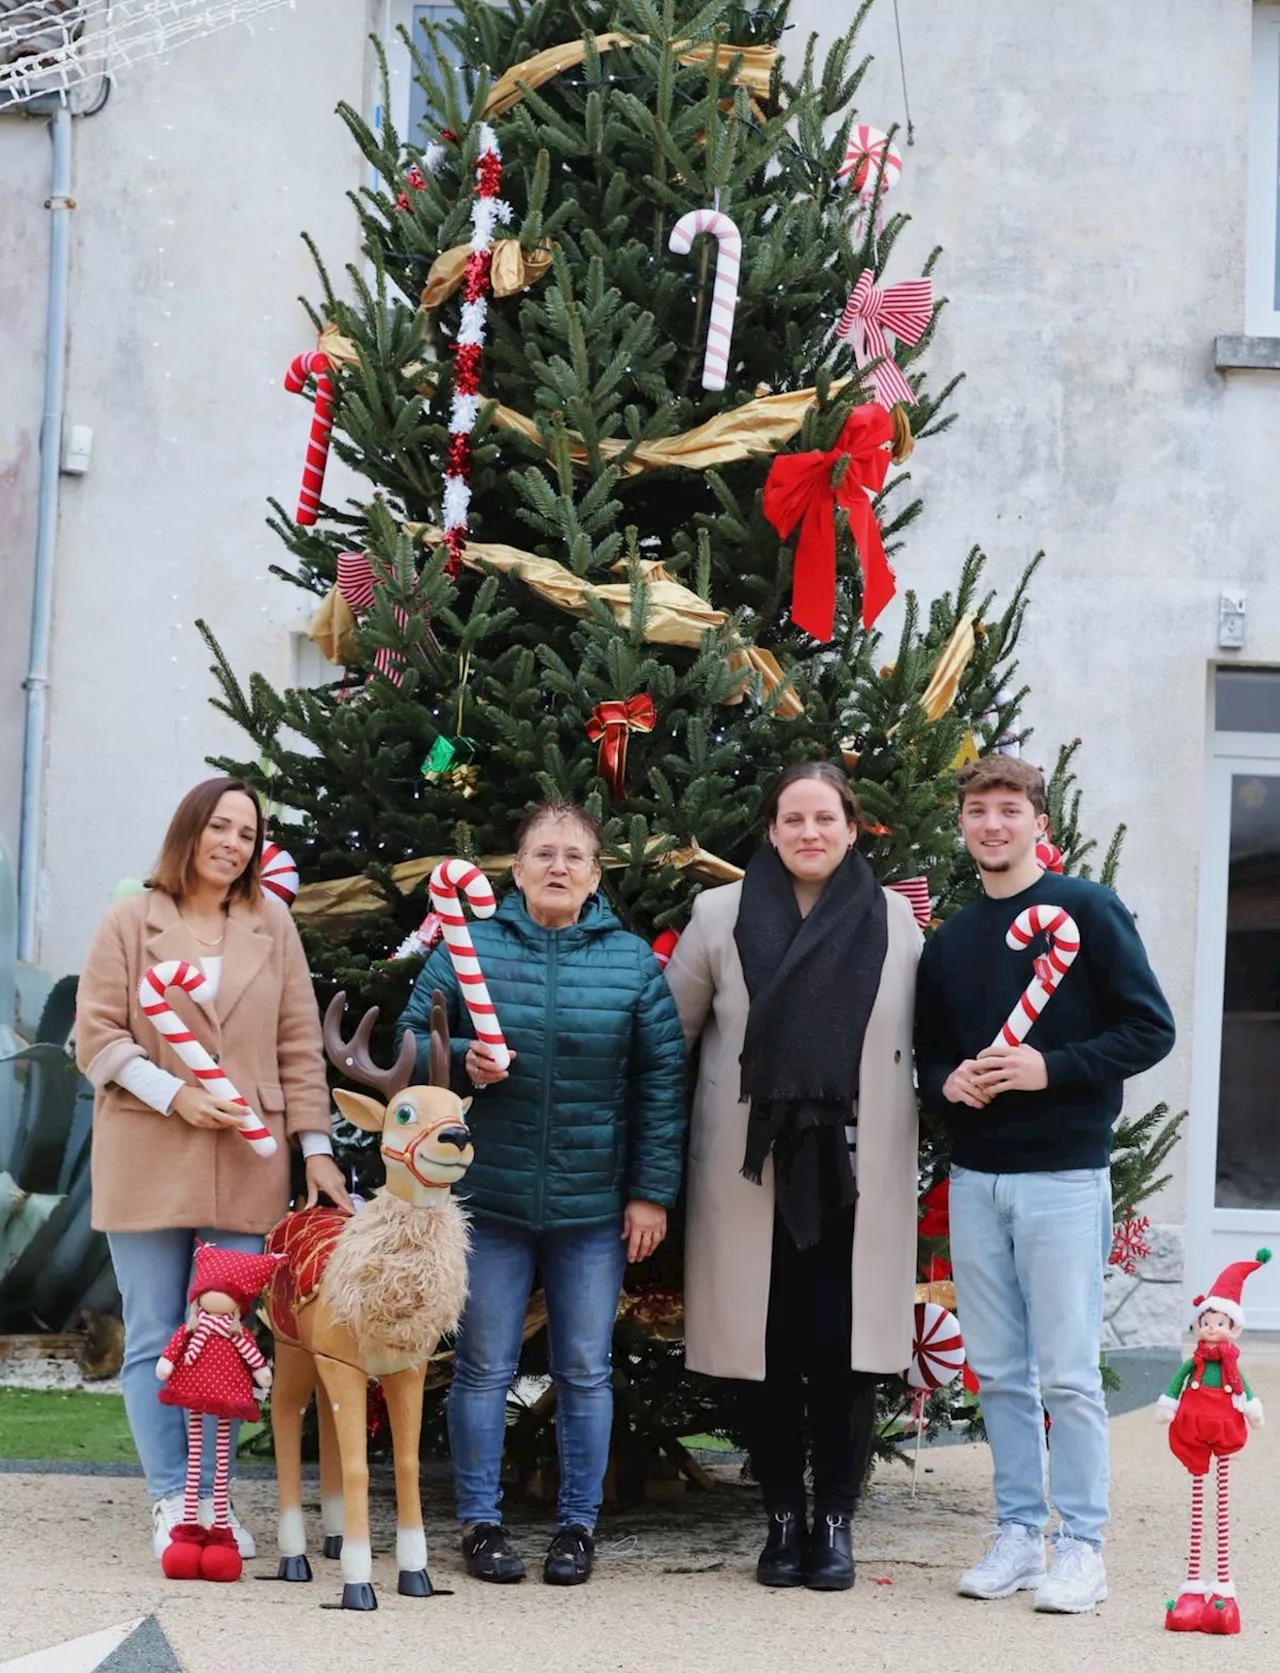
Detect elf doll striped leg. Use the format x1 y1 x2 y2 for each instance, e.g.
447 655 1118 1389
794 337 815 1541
1202 1457 1241 1635
160 1422 207 1580
1165 1472 1207 1631
199 1418 243 1582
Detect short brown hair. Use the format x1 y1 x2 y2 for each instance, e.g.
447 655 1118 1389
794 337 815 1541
760 761 862 828
956 756 1047 817
514 799 603 860
147 777 264 903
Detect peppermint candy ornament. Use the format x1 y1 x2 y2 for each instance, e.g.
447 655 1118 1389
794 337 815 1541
260 841 300 907
836 125 903 233
908 1301 966 1391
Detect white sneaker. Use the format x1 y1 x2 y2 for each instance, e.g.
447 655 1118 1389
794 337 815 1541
199 1497 257 1559
151 1493 186 1560
957 1523 1047 1599
1033 1534 1107 1613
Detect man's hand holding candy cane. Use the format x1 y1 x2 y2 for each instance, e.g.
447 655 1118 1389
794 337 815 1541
973 1042 1048 1095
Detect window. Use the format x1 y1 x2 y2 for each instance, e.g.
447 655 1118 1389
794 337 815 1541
386 2 464 148
1247 4 1280 335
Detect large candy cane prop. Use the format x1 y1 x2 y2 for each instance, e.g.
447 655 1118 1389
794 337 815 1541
429 860 510 1070
993 904 1080 1048
283 351 334 526
668 209 742 392
138 962 277 1157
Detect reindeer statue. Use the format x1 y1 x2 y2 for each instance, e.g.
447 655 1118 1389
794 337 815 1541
262 991 472 1610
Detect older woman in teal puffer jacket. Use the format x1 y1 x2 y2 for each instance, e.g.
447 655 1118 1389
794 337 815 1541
395 800 685 1589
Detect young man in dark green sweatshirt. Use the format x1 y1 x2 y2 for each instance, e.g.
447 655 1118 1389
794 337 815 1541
915 756 1174 1614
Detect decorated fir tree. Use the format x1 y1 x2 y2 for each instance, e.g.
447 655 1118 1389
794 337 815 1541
200 0 1181 1470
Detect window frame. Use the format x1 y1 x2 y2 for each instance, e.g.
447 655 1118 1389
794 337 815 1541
1246 3 1280 335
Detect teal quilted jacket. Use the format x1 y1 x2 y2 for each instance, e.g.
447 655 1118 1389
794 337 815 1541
394 890 686 1230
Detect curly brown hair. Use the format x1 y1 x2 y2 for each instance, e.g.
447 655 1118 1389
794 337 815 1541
956 756 1047 817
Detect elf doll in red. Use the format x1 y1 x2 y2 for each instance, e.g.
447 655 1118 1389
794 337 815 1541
1157 1248 1269 1634
156 1241 282 1582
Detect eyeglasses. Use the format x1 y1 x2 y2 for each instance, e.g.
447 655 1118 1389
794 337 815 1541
521 847 598 871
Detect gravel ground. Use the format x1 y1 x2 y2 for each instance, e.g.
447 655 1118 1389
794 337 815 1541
1 1352 1276 1673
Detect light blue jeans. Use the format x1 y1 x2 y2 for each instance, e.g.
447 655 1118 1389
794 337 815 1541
448 1216 628 1530
107 1226 266 1501
949 1165 1112 1547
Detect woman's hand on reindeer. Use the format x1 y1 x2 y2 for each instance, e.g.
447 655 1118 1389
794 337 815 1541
465 1043 515 1087
170 1086 249 1130
622 1199 667 1264
304 1154 356 1215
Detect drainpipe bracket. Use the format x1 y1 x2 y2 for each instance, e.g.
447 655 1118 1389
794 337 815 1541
44 195 77 210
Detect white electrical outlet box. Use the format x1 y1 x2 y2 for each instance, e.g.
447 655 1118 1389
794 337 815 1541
1218 592 1247 650
61 424 93 475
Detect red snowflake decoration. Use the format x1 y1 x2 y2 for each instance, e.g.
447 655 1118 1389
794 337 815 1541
1109 1213 1152 1276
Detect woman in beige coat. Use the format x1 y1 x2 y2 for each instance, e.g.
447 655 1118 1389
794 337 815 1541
77 776 350 1563
665 762 920 1592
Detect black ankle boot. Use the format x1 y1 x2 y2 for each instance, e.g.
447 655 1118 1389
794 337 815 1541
756 1510 807 1588
804 1512 854 1591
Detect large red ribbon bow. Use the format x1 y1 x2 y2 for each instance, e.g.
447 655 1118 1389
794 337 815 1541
835 272 933 411
762 404 896 641
336 551 410 687
586 695 656 796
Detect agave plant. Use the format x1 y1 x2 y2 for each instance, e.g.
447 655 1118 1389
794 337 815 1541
0 841 117 1331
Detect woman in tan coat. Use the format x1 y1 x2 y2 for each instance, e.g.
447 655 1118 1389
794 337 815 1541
77 777 350 1563
665 762 920 1591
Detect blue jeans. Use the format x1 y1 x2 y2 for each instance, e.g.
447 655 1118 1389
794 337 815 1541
107 1226 266 1501
449 1216 628 1530
949 1166 1112 1547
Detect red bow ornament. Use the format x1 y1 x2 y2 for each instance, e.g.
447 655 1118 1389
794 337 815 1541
835 272 933 411
586 695 656 797
763 404 896 641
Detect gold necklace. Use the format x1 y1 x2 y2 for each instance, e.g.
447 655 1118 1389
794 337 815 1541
179 909 227 948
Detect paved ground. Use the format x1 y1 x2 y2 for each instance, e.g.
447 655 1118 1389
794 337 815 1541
2 1351 1277 1673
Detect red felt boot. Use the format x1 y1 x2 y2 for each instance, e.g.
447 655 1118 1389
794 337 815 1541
199 1525 244 1583
1164 1589 1206 1631
1202 1594 1241 1635
161 1524 207 1580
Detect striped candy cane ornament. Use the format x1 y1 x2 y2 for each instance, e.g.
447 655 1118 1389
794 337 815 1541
138 962 277 1157
668 209 742 392
283 351 334 525
428 860 510 1070
993 904 1081 1048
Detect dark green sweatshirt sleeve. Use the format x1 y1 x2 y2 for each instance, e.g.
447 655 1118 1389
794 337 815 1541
625 958 688 1208
394 942 470 1095
914 932 962 1116
1041 892 1175 1089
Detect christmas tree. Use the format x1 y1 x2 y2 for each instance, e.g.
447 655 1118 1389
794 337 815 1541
201 0 1181 1475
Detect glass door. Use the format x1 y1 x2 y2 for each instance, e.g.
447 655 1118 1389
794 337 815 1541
1188 685 1280 1331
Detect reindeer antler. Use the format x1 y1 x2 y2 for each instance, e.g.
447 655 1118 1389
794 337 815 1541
429 991 450 1090
323 992 417 1100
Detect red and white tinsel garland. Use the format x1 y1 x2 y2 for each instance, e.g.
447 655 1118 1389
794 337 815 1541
443 123 511 575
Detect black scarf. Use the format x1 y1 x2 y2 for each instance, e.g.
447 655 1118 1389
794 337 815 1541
734 843 888 1250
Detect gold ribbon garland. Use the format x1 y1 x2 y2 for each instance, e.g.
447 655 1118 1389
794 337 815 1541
482 33 779 119
420 240 555 310
293 840 743 933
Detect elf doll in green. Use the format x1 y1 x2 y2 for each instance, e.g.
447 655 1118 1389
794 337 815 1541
1157 1249 1269 1634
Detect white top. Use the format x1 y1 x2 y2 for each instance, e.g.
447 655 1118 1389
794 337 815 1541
114 955 332 1157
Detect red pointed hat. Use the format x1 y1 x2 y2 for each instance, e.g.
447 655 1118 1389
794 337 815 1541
189 1240 283 1312
1192 1247 1272 1327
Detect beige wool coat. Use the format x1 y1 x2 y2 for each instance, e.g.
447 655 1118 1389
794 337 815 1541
664 879 921 1380
77 888 332 1235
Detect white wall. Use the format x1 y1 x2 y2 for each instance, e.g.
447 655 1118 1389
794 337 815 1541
12 5 380 976
793 0 1273 1230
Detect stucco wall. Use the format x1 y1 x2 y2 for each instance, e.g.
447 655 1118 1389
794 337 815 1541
7 6 378 976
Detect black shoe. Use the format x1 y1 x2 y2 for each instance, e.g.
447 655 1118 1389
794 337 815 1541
543 1524 595 1586
461 1522 526 1583
804 1513 854 1591
756 1510 807 1587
